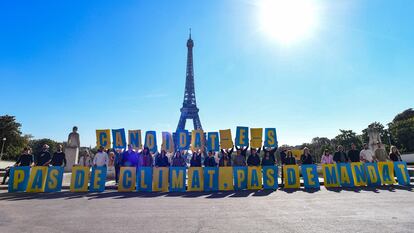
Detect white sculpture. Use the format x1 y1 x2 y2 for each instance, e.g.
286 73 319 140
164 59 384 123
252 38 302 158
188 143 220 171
367 126 382 152
65 126 80 172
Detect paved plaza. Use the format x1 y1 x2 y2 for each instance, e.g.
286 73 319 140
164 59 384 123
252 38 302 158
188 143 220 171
0 185 413 233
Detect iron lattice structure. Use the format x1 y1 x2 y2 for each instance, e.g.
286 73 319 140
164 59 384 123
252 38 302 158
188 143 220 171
176 32 203 131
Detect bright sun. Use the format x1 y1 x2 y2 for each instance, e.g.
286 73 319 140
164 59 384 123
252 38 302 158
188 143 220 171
258 0 319 45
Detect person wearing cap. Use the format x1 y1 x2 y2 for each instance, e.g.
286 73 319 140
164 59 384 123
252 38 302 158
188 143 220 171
374 142 389 162
93 146 109 167
347 143 360 162
34 144 52 166
2 147 34 184
300 147 313 165
247 147 261 166
360 143 374 163
50 144 67 167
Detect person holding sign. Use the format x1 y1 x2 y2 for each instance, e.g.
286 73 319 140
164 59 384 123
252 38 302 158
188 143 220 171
93 146 109 167
285 150 296 165
171 151 186 167
235 144 249 157
204 151 217 167
374 142 389 162
333 145 349 163
219 147 233 167
300 147 313 165
233 146 247 167
141 147 154 167
34 144 52 166
321 149 334 164
2 147 33 185
155 149 170 167
261 149 276 166
360 143 374 163
122 144 139 167
389 146 402 162
261 146 277 166
190 149 202 167
347 143 360 162
51 144 67 167
247 147 261 166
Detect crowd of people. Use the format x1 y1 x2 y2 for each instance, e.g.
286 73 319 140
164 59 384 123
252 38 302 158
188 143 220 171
1 141 404 185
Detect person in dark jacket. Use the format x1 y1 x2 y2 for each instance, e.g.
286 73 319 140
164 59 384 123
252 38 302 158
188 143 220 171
35 144 52 166
171 151 186 167
262 146 277 164
300 147 313 165
279 147 288 185
235 144 249 157
155 149 170 167
190 149 202 167
2 147 34 184
219 147 233 167
204 151 217 167
50 144 67 167
333 145 349 163
285 150 296 165
261 148 276 166
114 148 123 184
122 145 138 167
247 147 261 166
347 143 360 162
389 146 402 162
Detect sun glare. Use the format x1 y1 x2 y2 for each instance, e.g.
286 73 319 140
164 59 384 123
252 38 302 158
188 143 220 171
258 0 319 45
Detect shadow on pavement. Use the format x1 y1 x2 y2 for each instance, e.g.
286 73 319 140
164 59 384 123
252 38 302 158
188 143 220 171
0 185 412 201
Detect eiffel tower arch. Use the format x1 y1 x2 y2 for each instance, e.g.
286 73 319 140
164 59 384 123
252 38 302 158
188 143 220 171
176 30 203 131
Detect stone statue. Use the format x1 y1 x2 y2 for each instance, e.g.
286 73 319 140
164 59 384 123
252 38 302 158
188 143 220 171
367 125 382 152
64 126 80 172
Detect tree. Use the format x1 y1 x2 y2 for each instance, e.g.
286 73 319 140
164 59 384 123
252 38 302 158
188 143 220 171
361 122 390 145
0 115 29 160
332 129 362 150
28 138 60 156
392 108 414 122
388 109 414 153
310 137 333 162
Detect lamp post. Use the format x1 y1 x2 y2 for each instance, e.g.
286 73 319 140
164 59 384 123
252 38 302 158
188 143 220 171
0 137 6 160
387 132 392 146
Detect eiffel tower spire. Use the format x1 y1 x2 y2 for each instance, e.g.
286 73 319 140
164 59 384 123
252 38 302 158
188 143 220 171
176 30 203 131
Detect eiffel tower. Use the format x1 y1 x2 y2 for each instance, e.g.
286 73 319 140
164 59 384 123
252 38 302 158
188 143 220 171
176 30 203 131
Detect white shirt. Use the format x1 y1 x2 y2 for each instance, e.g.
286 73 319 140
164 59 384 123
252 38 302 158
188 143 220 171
93 152 109 167
360 149 374 162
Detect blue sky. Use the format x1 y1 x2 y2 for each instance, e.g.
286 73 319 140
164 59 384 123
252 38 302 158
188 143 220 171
1 0 413 147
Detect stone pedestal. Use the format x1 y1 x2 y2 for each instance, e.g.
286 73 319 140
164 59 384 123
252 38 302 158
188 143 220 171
64 147 79 172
